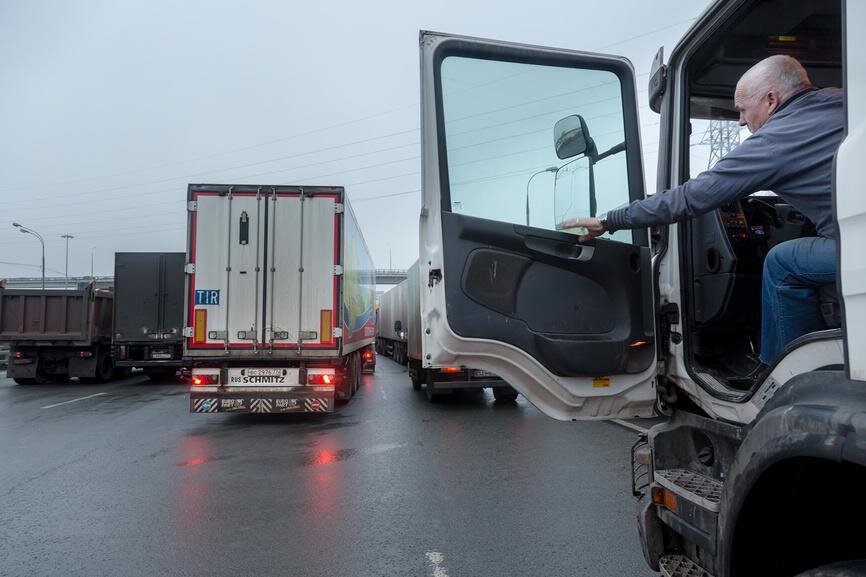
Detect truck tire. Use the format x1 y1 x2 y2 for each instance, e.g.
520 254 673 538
13 378 36 385
493 388 519 403
409 360 422 390
80 350 114 384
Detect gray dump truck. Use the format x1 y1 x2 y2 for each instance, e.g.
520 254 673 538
0 282 116 383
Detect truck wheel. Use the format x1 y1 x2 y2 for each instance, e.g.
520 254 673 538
493 388 519 403
13 378 36 385
82 351 114 384
410 362 422 390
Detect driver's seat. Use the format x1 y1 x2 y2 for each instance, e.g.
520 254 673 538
819 283 841 328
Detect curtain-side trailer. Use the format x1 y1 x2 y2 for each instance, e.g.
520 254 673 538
186 184 376 414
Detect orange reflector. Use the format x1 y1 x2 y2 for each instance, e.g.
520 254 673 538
192 374 218 386
320 309 332 342
592 377 610 388
440 366 461 373
194 309 207 343
651 486 678 512
629 340 649 348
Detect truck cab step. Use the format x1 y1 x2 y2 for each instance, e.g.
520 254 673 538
655 468 723 512
659 554 714 577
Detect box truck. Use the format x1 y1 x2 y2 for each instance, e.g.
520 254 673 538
0 282 115 383
186 184 376 413
113 252 185 378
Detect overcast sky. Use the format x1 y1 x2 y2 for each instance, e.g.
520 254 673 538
0 0 713 279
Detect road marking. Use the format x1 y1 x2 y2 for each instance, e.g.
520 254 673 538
611 418 649 434
425 551 450 577
379 384 388 401
41 392 107 409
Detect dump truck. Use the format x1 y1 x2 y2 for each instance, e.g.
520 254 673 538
380 261 519 402
113 252 185 378
186 184 376 414
418 1 865 573
0 281 115 383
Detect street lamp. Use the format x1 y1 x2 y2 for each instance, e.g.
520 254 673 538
61 234 74 287
525 166 559 226
12 222 45 289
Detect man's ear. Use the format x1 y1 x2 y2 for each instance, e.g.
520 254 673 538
766 90 781 113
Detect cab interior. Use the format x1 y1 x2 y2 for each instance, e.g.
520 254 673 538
678 0 843 390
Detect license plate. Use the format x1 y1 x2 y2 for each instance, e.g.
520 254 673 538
151 352 172 359
473 369 496 377
246 368 283 377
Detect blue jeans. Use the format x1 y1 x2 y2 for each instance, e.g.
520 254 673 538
760 236 837 364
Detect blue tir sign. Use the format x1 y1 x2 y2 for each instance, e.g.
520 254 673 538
195 289 220 305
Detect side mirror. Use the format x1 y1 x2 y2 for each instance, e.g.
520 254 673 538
394 320 402 333
554 115 592 160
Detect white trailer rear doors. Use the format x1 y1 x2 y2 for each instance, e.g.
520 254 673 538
187 187 340 351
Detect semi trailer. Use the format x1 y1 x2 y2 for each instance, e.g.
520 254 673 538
0 281 116 383
113 252 185 378
379 261 519 402
186 184 376 414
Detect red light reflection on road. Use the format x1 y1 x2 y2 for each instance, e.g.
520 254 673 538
312 450 336 465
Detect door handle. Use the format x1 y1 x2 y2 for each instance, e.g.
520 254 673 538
523 236 595 262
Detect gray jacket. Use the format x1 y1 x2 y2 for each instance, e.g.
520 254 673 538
605 87 844 239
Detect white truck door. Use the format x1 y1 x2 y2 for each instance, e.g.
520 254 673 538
189 189 265 349
419 31 656 420
837 1 866 382
266 190 338 349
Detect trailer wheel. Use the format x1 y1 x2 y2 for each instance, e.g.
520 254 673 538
409 361 422 390
13 378 36 385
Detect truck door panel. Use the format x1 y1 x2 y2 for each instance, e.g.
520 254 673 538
420 32 656 419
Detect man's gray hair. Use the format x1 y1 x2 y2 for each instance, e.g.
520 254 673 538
742 54 813 103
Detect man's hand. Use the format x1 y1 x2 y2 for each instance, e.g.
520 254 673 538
557 217 605 243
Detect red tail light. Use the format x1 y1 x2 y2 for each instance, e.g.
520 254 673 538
192 374 219 386
363 350 374 361
79 351 94 358
440 366 461 373
14 351 24 359
308 373 335 385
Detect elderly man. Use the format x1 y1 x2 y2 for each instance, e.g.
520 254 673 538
564 55 844 372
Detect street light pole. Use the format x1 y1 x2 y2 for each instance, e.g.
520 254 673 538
91 246 96 279
12 222 46 289
61 234 74 287
525 166 559 226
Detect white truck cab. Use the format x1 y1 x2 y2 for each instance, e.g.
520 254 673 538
419 0 865 575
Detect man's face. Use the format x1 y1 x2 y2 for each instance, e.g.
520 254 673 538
734 83 777 133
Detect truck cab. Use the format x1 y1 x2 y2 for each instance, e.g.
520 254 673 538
418 0 865 574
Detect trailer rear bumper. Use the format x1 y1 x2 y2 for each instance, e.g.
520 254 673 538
190 387 334 414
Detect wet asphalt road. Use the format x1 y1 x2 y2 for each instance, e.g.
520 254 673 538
0 356 656 577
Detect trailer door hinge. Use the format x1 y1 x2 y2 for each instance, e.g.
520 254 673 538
334 265 343 275
187 201 197 212
334 203 344 214
184 263 196 274
332 327 343 338
182 327 194 337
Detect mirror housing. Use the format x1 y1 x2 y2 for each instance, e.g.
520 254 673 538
394 320 402 333
554 115 592 160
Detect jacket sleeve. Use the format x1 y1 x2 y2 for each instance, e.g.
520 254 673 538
605 130 780 232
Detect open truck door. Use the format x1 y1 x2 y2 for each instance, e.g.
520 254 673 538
419 31 656 420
